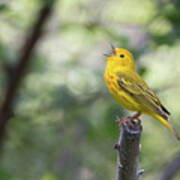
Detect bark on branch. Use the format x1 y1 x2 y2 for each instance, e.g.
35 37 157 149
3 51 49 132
115 121 143 180
0 0 55 146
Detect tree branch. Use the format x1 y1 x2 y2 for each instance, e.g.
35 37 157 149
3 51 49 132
0 0 55 145
155 154 180 180
115 121 143 180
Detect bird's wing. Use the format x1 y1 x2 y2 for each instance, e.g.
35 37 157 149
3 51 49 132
117 72 170 119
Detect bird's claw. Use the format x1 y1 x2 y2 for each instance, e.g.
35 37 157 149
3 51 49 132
115 113 141 128
115 116 134 127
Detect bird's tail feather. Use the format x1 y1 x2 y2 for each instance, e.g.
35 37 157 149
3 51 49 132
154 114 180 141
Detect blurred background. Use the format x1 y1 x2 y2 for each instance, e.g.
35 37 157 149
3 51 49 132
0 0 180 179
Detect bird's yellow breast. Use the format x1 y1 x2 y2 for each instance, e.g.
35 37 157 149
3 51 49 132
104 66 139 111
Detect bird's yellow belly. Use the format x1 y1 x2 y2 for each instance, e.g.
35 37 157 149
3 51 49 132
104 70 140 112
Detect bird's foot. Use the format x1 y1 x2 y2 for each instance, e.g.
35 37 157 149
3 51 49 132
116 116 134 127
116 112 141 127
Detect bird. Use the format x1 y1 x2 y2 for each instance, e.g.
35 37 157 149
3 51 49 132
104 44 180 140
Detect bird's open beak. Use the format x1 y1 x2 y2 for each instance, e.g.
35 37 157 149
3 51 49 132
103 43 116 57
110 43 115 51
103 53 110 57
110 43 116 55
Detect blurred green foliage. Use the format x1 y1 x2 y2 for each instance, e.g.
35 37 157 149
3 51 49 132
0 0 180 179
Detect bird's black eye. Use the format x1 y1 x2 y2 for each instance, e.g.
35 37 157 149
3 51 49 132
120 54 124 58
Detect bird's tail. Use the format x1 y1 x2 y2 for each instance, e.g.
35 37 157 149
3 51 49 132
154 114 180 141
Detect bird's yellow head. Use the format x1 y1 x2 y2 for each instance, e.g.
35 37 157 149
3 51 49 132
105 45 135 71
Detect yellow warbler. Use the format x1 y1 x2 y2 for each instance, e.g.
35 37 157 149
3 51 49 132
104 45 180 140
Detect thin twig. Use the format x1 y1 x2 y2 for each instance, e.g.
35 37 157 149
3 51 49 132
115 120 143 180
0 0 55 146
136 169 144 180
155 154 180 180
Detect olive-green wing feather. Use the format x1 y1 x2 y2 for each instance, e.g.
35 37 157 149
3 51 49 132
117 72 170 119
